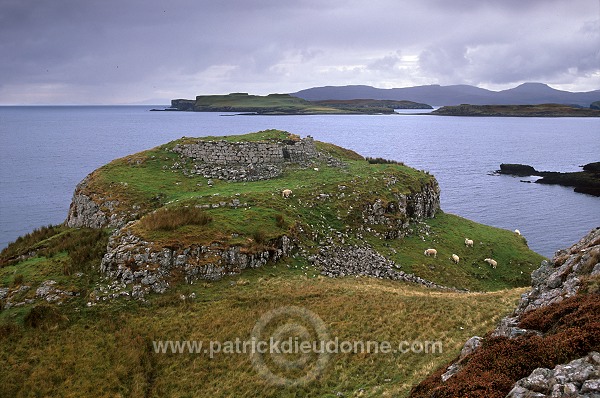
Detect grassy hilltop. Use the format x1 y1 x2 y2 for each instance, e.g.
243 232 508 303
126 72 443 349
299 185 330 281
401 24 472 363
0 130 545 397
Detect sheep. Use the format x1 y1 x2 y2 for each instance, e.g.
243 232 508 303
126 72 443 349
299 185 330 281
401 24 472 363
451 254 460 264
484 258 498 269
424 248 437 258
465 238 474 247
514 229 521 236
282 189 293 198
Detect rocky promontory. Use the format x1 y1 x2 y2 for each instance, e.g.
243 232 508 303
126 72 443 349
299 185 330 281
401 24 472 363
61 130 449 299
498 162 600 196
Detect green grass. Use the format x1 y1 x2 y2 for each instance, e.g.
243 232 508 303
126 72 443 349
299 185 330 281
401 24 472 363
369 212 545 291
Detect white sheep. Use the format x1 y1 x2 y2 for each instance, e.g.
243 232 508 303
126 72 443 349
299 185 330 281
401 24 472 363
451 254 460 264
465 238 474 247
484 258 497 269
282 189 293 198
424 248 437 258
515 229 521 236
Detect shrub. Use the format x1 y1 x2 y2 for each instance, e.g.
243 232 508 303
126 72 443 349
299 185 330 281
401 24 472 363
252 230 266 245
0 224 62 267
275 214 286 229
24 305 68 330
0 322 19 339
63 229 109 275
366 157 404 165
12 274 24 287
139 207 212 231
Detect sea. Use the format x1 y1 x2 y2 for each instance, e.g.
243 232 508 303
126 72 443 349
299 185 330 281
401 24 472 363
1 105 599 258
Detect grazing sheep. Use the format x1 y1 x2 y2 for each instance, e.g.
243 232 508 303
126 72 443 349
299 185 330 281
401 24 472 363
424 248 437 258
484 258 498 269
282 189 293 198
313 167 319 171
451 254 460 264
465 238 474 247
515 229 521 236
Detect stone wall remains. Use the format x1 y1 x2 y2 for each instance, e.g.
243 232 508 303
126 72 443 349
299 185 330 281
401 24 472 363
172 136 318 165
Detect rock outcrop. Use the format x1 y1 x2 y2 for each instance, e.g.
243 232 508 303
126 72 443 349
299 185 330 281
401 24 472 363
98 225 293 299
315 245 448 290
65 175 133 228
494 227 600 339
506 352 600 398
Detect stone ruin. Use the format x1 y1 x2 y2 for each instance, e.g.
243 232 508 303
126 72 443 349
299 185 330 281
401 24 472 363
171 136 321 181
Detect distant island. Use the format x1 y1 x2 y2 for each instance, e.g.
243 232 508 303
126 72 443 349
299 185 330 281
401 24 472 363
293 82 600 107
162 93 432 115
431 103 600 117
498 162 600 196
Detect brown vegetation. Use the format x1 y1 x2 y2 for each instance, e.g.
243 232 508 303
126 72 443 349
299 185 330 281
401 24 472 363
138 207 212 231
410 293 600 398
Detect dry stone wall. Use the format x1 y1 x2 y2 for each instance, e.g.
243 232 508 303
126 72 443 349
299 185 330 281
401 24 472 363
172 136 318 165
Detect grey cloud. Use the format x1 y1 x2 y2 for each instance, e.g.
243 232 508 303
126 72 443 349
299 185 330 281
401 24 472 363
0 0 598 104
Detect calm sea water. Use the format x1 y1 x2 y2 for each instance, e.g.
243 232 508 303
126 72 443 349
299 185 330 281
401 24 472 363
1 106 599 257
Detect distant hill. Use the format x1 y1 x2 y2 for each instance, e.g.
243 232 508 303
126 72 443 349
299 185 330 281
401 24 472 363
292 83 600 107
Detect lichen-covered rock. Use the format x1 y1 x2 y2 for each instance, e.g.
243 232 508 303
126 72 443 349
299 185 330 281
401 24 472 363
35 280 77 304
65 175 133 228
99 225 293 297
490 227 600 340
506 352 600 398
406 182 440 220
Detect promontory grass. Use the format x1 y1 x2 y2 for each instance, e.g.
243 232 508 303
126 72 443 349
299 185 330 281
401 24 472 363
139 207 212 231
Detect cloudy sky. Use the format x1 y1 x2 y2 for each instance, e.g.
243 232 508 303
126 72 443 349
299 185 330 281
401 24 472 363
1 0 599 104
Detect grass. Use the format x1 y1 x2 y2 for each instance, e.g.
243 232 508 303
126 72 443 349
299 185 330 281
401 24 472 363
138 207 212 231
370 212 545 291
0 260 526 398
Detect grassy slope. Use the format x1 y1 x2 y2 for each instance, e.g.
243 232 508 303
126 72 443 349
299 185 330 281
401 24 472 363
0 255 526 398
0 130 546 397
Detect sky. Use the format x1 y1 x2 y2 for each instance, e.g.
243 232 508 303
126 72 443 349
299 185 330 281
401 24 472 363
0 0 599 105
